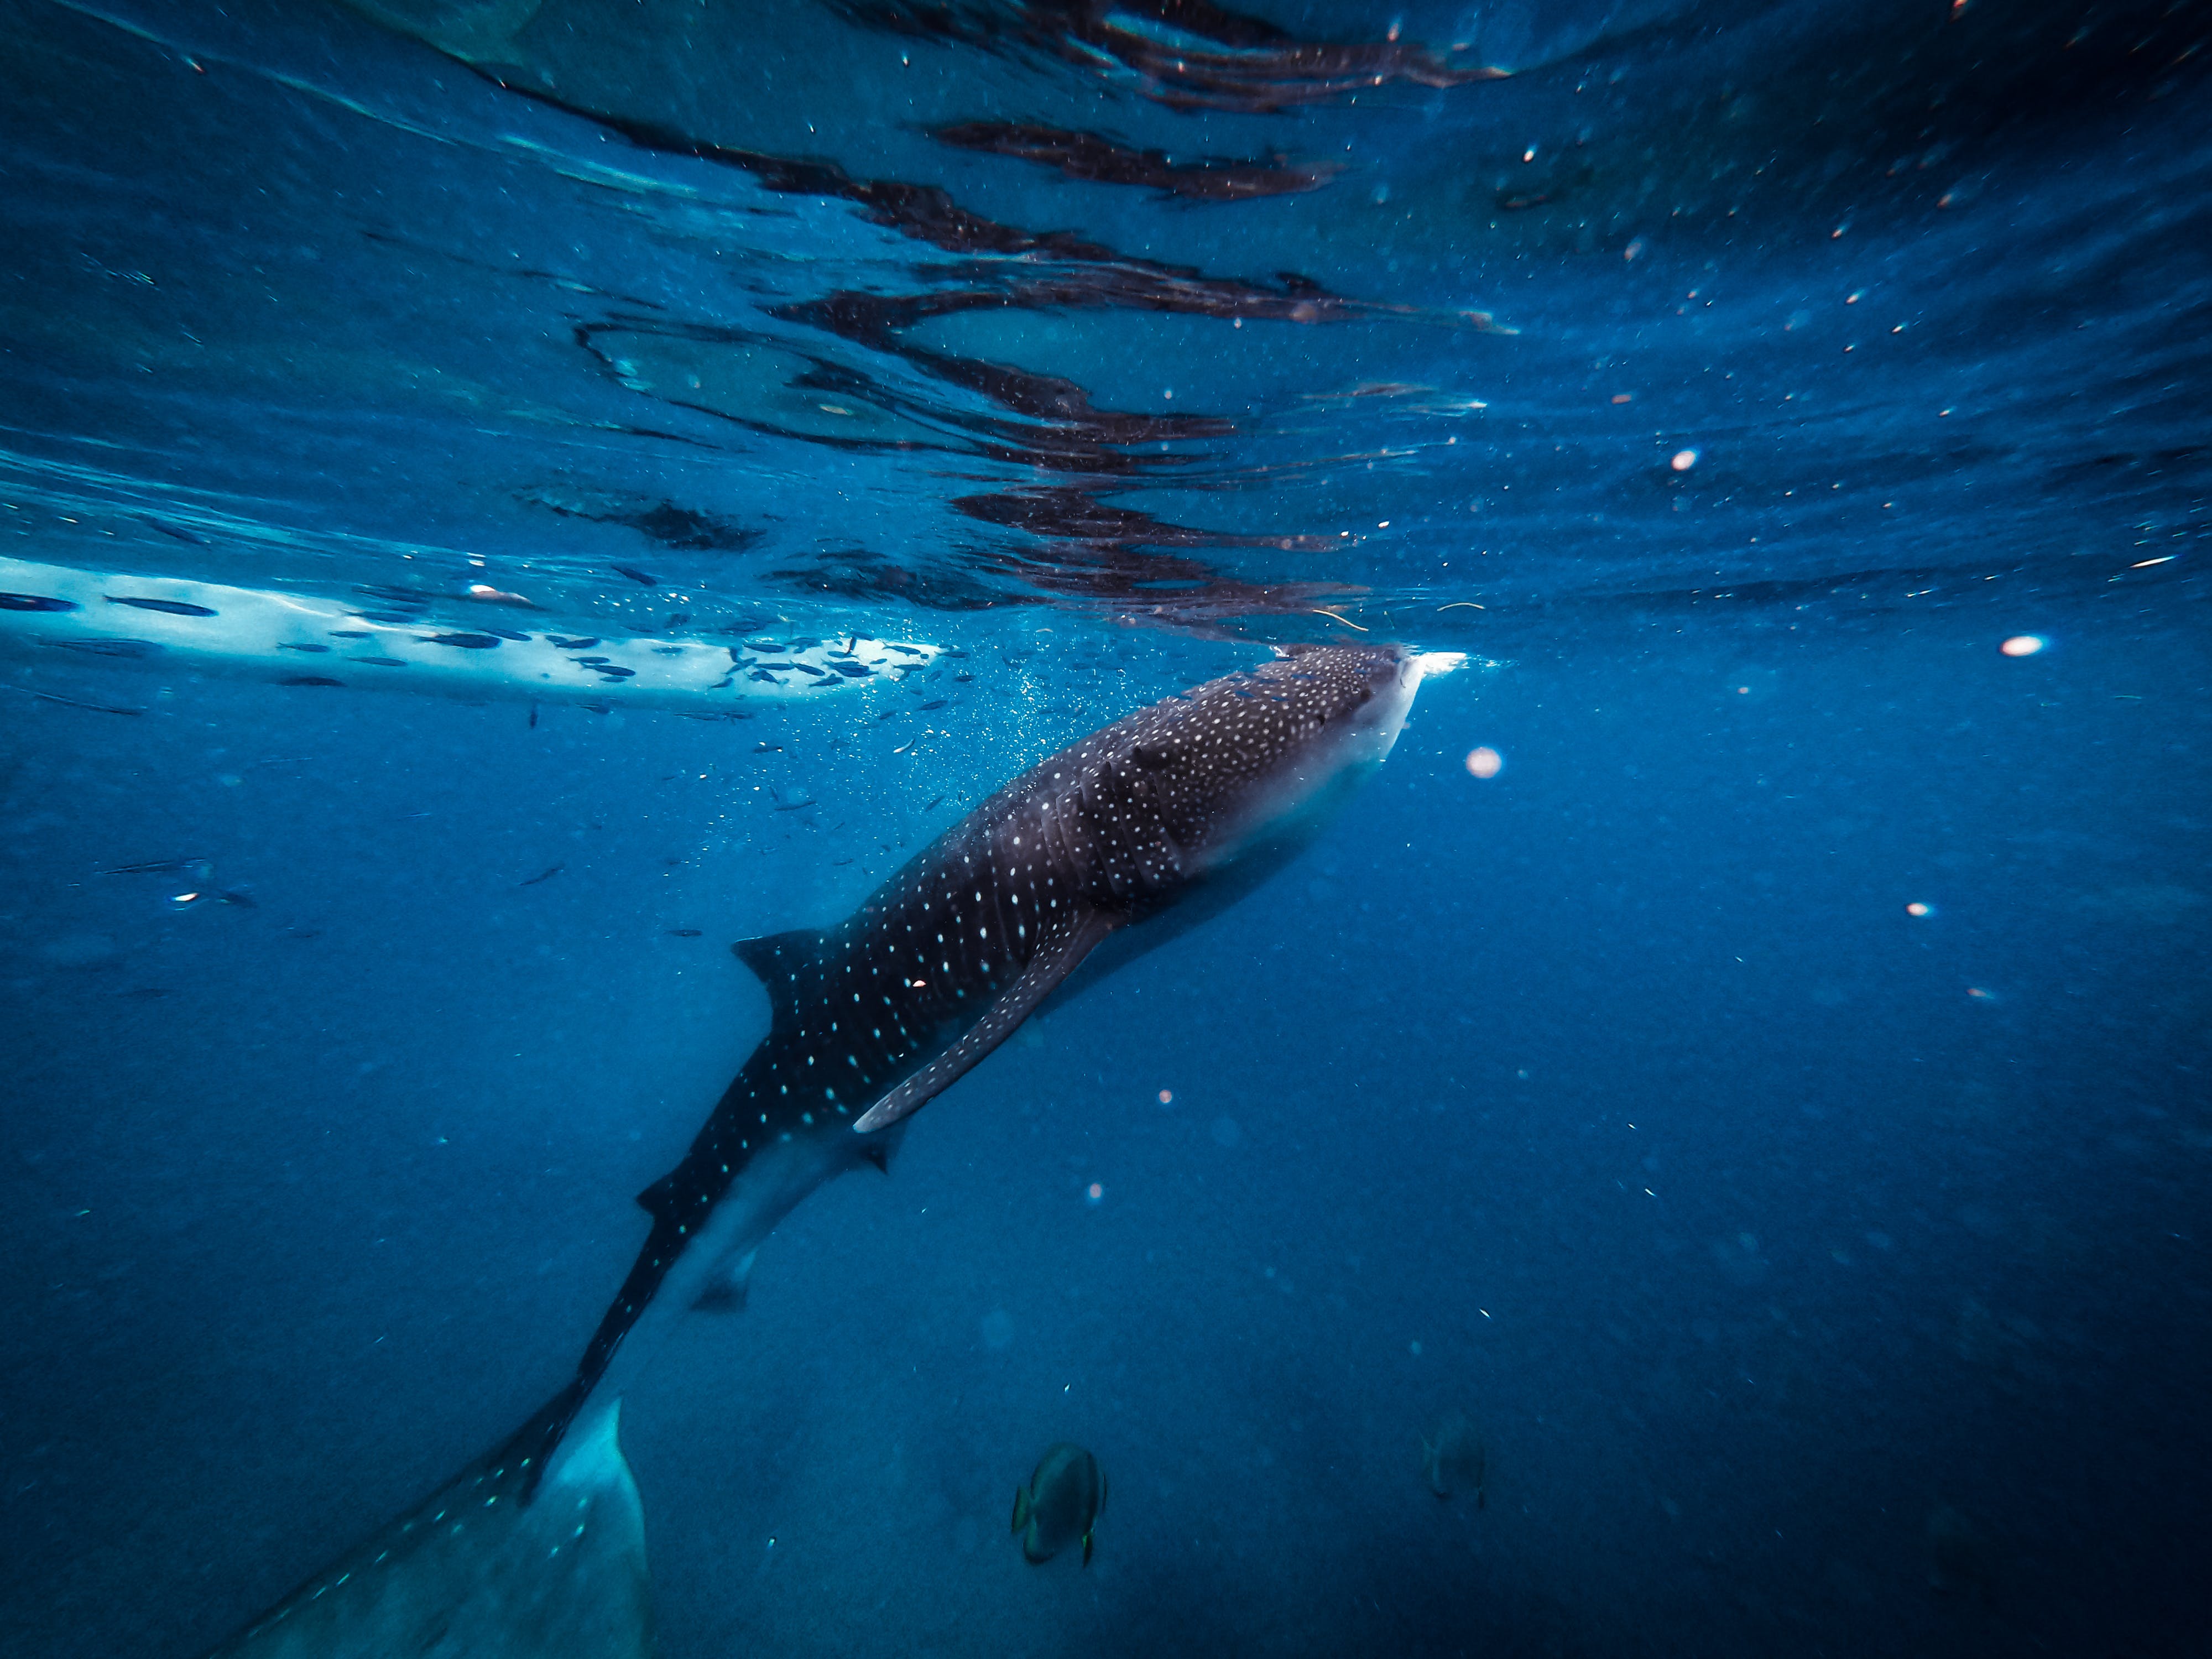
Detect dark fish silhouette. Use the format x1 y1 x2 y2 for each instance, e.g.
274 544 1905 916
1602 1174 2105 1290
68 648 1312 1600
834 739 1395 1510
106 594 217 617
1013 1443 1107 1566
519 865 564 888
612 566 659 587
103 857 213 878
1421 1411 1486 1505
15 688 145 714
1 591 76 612
666 928 703 938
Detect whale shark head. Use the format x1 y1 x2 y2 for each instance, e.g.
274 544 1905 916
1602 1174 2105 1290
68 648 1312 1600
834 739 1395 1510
1109 643 1464 883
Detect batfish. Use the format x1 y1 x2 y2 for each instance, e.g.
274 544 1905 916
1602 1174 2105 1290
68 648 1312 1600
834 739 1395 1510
1013 1444 1108 1566
1421 1410 1486 1505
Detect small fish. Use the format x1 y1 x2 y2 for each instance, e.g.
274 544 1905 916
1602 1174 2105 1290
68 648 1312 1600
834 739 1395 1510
613 566 659 587
923 795 944 812
528 703 539 729
351 657 405 667
1013 1444 1107 1566
0 592 76 612
918 699 947 711
1421 1411 1485 1506
666 928 703 938
106 595 217 617
421 632 501 649
121 985 176 999
278 643 331 654
99 860 176 888
217 889 258 909
519 864 564 888
279 675 345 687
57 638 159 660
549 636 602 650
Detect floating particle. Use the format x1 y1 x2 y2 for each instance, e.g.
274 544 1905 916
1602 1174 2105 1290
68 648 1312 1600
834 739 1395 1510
1464 746 1503 779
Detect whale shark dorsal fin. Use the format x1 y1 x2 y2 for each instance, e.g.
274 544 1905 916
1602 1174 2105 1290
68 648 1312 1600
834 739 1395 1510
732 927 826 1034
852 902 1120 1134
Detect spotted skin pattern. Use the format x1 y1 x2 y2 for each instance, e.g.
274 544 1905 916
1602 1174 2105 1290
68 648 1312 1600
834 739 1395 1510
517 645 1418 1475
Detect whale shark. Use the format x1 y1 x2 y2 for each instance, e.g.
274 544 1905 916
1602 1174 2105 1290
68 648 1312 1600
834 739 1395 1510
208 642 1462 1656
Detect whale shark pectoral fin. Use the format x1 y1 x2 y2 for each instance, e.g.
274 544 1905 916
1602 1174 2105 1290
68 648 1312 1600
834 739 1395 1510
853 903 1121 1134
691 1246 758 1312
731 928 829 1036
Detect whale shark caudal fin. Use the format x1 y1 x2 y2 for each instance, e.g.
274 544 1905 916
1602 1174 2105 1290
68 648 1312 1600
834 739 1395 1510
208 1397 651 1659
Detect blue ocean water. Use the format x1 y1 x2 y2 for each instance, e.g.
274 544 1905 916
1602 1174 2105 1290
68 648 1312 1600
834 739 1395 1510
2 1 2207 1654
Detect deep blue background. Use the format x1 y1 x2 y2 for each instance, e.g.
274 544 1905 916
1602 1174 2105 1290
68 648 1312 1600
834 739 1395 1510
3 1 2208 1654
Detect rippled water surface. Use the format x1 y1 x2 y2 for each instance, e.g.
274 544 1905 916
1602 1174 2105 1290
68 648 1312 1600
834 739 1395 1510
3 2 2207 1656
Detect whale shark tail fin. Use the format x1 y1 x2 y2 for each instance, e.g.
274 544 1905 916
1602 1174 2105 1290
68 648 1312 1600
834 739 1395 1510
208 1393 653 1659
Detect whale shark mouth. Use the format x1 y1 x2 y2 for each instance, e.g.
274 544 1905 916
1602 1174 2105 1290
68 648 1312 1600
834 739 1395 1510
0 555 938 714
